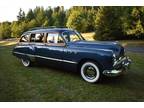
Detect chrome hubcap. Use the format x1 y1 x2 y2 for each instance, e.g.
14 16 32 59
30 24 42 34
83 65 97 80
21 59 30 67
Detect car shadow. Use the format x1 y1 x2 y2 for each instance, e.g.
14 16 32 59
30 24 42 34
31 63 130 84
33 63 81 78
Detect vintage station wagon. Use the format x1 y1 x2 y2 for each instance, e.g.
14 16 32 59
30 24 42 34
13 27 131 83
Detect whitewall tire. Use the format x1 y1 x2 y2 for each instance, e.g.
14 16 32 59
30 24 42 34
21 58 31 67
80 62 100 83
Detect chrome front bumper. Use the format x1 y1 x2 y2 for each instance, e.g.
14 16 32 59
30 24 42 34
103 56 132 77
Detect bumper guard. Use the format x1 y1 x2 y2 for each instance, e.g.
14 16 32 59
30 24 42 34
103 56 132 77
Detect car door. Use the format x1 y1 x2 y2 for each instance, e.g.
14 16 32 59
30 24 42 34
61 31 79 64
28 33 45 62
34 32 66 66
14 33 31 59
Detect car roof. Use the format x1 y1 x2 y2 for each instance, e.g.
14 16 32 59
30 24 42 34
23 28 74 35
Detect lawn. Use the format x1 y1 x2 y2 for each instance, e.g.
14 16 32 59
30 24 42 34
0 39 144 101
81 32 95 41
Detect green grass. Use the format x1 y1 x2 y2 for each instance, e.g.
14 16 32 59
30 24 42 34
0 43 144 101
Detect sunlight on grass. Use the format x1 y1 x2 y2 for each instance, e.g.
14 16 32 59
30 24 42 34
0 39 18 46
81 32 144 47
81 32 95 41
120 40 144 47
0 41 5 44
1 41 18 46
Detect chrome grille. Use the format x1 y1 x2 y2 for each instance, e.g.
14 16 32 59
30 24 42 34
119 47 124 57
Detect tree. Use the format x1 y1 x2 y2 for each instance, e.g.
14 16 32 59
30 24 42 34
11 21 27 38
1 6 144 40
17 8 25 22
33 7 46 26
85 7 98 32
27 19 39 29
52 6 66 27
66 6 97 32
0 22 11 39
66 7 88 32
122 7 144 39
45 7 53 26
94 7 124 40
26 9 35 21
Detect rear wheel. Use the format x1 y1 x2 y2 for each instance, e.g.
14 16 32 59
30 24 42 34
80 62 101 83
21 58 31 67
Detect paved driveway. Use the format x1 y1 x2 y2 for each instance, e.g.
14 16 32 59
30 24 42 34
125 46 144 53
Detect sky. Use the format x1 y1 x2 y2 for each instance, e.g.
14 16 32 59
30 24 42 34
0 0 71 22
0 0 144 22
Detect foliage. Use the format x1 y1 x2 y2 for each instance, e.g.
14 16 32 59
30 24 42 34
67 7 97 32
26 9 35 22
0 22 11 39
0 6 144 40
17 8 25 22
11 21 28 38
122 7 144 39
52 6 66 27
94 7 124 40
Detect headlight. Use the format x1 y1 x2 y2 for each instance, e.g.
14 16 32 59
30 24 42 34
113 53 117 63
113 53 116 58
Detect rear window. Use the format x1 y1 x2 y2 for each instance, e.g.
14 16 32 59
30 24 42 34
20 34 29 42
30 33 45 43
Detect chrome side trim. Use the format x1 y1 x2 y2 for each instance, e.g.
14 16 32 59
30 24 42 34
13 51 35 57
71 46 113 53
13 51 77 64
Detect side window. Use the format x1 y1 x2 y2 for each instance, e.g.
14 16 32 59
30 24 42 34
62 31 81 42
20 34 29 42
30 33 44 43
46 33 65 46
30 34 35 42
63 32 70 42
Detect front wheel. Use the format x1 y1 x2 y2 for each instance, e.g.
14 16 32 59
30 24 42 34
21 58 31 67
80 62 101 83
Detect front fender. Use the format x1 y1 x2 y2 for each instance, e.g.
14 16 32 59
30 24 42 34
77 49 114 70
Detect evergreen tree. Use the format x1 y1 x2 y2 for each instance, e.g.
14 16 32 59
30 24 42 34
17 8 25 22
26 9 35 21
1 6 144 40
45 7 53 26
122 7 144 39
66 7 88 32
67 6 97 32
11 21 27 37
52 6 66 27
33 7 46 26
0 22 11 39
94 7 124 40
86 7 98 32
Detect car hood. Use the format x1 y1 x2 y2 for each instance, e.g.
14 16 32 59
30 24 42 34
68 40 124 57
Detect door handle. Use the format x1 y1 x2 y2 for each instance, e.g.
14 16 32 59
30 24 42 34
64 50 77 54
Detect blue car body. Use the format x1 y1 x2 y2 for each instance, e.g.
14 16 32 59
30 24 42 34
13 28 131 80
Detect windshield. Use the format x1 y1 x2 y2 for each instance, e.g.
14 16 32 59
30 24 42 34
62 30 85 42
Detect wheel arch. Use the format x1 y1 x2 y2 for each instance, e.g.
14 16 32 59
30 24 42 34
77 58 104 72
